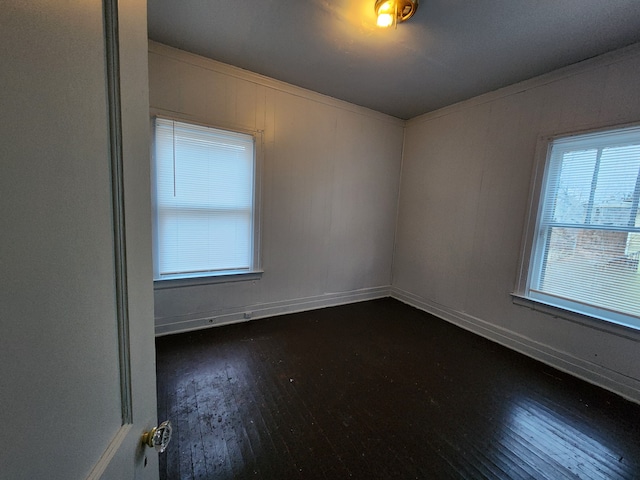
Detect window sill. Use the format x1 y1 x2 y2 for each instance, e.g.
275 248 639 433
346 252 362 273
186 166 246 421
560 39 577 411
154 270 263 290
511 293 640 341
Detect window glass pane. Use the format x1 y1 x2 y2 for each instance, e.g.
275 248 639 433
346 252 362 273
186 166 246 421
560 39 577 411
591 146 640 227
153 118 256 279
535 227 640 317
548 149 597 224
527 125 640 327
158 211 251 275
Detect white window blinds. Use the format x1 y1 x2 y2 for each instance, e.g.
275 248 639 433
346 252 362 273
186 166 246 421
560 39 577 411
153 118 256 280
528 125 640 327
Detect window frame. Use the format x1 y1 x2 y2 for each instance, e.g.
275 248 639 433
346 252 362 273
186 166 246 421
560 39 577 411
514 122 640 333
150 114 263 288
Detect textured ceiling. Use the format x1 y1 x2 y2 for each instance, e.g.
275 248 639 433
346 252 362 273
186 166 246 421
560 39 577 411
147 0 640 120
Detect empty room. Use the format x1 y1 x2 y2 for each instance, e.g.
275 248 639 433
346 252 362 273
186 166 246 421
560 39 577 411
148 1 640 477
4 1 640 479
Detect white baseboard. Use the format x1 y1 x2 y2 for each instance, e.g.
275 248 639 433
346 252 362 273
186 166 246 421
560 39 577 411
155 286 391 336
391 287 640 404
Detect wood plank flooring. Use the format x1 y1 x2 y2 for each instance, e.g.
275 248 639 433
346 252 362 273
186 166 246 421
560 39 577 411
156 298 640 479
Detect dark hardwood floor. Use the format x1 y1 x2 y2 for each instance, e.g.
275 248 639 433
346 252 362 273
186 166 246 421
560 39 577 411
156 298 640 479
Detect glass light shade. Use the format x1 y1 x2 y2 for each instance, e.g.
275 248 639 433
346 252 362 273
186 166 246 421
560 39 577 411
374 0 418 28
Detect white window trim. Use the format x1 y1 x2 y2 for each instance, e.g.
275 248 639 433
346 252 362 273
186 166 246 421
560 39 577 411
150 113 264 288
511 293 640 343
153 270 264 290
513 122 640 334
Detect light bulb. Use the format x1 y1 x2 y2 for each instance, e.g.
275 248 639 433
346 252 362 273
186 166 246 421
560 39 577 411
374 0 418 28
376 12 394 27
376 0 395 28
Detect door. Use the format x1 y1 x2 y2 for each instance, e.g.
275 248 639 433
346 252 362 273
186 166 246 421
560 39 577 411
0 1 159 479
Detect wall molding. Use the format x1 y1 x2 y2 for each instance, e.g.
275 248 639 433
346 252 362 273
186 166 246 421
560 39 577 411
407 42 640 127
155 286 391 336
104 0 133 425
148 41 405 127
390 287 640 404
86 424 132 480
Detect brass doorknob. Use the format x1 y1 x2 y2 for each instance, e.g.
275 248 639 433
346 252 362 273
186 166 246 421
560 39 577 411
142 420 172 453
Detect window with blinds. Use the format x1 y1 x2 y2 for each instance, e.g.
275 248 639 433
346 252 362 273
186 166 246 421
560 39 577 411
152 118 260 281
525 125 640 329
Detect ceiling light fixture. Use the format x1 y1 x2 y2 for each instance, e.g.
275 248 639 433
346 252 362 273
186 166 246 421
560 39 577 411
375 0 419 28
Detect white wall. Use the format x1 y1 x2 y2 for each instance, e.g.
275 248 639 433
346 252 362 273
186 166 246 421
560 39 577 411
393 44 640 402
149 43 404 334
149 40 640 402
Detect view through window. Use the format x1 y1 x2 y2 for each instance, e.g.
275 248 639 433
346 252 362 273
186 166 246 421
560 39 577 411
526 125 640 328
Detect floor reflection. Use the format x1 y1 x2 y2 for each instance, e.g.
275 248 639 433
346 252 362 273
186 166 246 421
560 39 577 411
157 299 640 479
500 397 628 479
